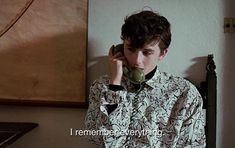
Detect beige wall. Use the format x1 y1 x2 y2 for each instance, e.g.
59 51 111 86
1 0 235 147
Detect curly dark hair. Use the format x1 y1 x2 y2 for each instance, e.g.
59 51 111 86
121 10 171 51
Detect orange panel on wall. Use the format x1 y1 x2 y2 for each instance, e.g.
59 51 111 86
0 0 87 107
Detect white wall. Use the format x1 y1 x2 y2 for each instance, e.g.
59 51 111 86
1 0 235 147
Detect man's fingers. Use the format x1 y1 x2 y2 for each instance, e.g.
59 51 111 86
108 45 115 57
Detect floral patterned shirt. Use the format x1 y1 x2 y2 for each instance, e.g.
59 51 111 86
85 68 206 148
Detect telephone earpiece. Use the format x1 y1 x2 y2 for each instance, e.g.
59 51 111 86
113 44 145 84
112 44 124 55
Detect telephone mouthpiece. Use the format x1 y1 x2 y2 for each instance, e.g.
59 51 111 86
123 67 145 84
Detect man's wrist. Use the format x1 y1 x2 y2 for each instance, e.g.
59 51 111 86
109 77 122 85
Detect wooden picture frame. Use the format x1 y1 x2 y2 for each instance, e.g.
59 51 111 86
0 0 88 108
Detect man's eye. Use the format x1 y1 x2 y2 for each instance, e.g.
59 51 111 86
143 51 153 55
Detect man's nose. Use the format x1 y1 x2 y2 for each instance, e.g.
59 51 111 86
133 52 143 67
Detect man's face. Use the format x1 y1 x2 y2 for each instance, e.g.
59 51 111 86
123 40 168 75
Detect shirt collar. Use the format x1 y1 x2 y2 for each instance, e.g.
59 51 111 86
145 67 161 89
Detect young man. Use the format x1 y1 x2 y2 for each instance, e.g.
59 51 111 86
85 10 206 147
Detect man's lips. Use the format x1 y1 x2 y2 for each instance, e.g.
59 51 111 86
131 67 144 70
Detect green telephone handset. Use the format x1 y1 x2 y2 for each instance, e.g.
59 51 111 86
112 44 145 84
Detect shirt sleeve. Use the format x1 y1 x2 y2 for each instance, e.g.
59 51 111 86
84 78 131 147
176 84 206 148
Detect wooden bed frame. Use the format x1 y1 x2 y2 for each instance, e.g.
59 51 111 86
198 54 217 148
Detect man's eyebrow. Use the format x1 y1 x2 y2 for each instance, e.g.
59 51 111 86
144 48 154 51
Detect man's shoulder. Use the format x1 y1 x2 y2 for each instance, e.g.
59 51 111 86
160 71 202 104
160 71 192 89
159 71 201 95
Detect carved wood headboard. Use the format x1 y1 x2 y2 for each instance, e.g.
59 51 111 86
199 54 217 148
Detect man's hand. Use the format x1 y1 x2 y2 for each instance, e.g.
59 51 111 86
108 45 127 85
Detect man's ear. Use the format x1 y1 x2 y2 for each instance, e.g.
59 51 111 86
159 48 168 60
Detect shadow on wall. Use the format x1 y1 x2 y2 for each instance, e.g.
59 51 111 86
87 56 109 88
184 56 207 86
87 38 110 88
